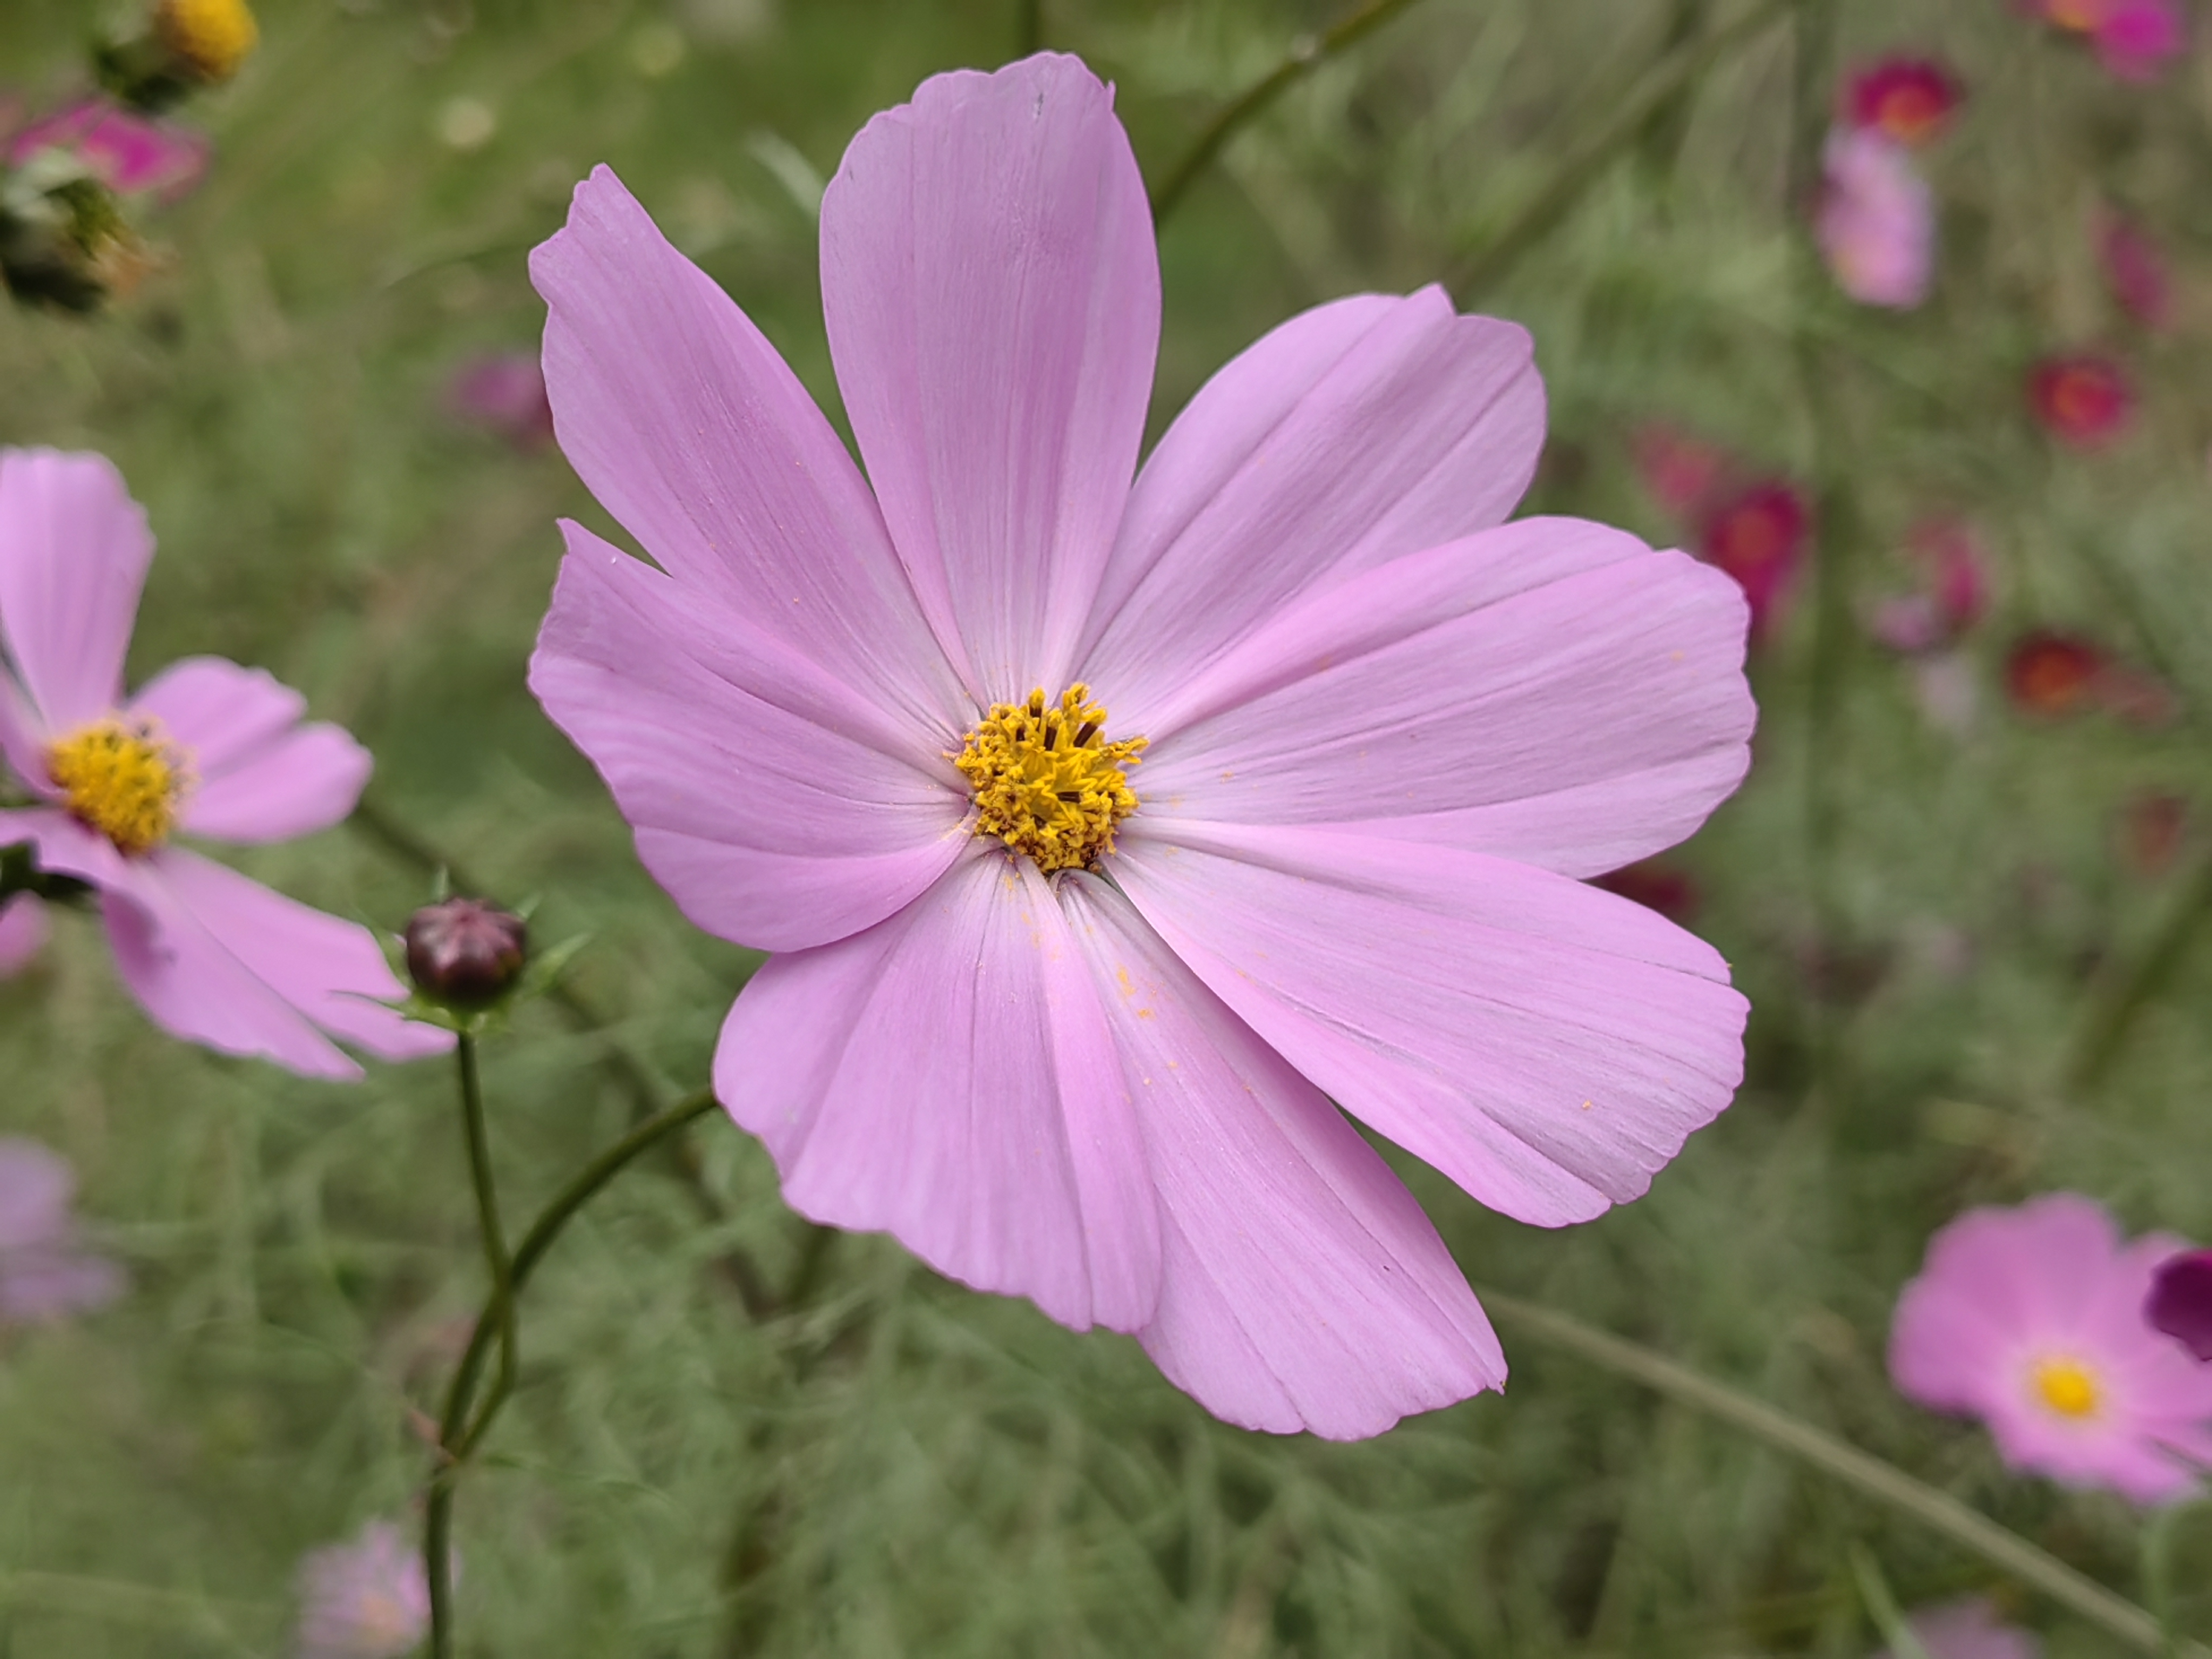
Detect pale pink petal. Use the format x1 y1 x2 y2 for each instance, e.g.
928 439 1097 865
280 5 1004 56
0 893 48 976
101 852 449 1078
1080 288 1545 714
1113 821 1745 1228
530 522 970 953
0 1138 72 1253
1123 521 1753 878
0 671 47 785
1056 874 1505 1437
530 167 966 732
0 806 138 888
0 1249 124 1323
0 449 153 731
1882 1597 2041 1659
713 846 1161 1331
128 657 369 842
820 54 1158 701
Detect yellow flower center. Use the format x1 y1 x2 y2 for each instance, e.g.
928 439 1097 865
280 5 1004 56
953 685 1145 874
2029 1355 2104 1420
46 717 191 857
154 0 259 82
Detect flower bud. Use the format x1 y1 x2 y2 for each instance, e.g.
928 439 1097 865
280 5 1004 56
0 153 154 312
404 898 528 1009
2147 1250 2212 1363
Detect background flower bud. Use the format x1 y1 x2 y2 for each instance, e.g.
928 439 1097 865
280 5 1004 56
404 898 528 1008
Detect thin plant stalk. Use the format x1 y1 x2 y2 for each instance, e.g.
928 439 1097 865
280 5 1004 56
1150 0 1435 226
1017 0 1043 58
2061 844 2212 1095
1848 1542 1936 1659
423 1087 720 1657
1476 1289 2194 1654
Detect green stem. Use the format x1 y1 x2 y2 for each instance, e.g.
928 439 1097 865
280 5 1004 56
1017 0 1043 57
2060 844 2212 1095
423 1087 719 1657
1150 0 1434 227
454 1034 517 1452
1447 0 1790 300
1478 1290 2193 1653
1849 1542 1935 1659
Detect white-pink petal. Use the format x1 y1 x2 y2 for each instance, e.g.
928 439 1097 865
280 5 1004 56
0 449 154 732
1057 875 1506 1438
130 656 370 842
820 53 1160 702
714 846 1162 1332
1114 821 1746 1228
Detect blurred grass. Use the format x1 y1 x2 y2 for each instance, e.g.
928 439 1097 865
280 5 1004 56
5 0 2212 1653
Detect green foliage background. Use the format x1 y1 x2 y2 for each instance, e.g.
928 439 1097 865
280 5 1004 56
4 0 2212 1652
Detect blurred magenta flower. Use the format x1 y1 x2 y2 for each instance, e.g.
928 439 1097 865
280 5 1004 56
1816 128 1934 308
7 99 208 201
0 891 45 975
445 351 554 449
527 55 1756 1437
1698 480 1809 640
0 1137 123 1324
295 1520 429 1659
1843 56 1964 147
2027 353 2133 448
1890 1192 2212 1503
2148 1250 2212 1362
2004 630 2105 717
2031 0 2187 78
1630 422 1725 518
0 450 451 1079
1591 859 1700 924
1870 518 1991 655
1876 1597 2040 1659
2098 210 2174 331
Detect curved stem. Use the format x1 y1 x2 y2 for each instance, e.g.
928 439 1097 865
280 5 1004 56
1478 1289 2195 1654
1150 0 1434 227
454 1034 517 1448
423 1087 719 1657
2061 844 2212 1096
1017 0 1043 57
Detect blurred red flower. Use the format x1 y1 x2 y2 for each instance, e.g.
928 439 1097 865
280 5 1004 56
1592 861 1700 924
2029 0 2187 80
2005 630 2105 717
1698 480 1809 640
1843 57 1964 147
2027 354 2134 449
1630 422 1726 518
2098 210 2173 331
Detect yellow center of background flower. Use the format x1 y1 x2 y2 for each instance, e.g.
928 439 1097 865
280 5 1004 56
2029 1355 2103 1419
47 718 190 856
954 685 1145 874
154 0 260 82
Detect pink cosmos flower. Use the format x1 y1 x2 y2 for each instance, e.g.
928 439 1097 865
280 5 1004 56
1843 56 1964 148
1816 127 1936 309
2098 210 2174 331
7 98 210 201
0 891 45 975
527 55 1755 1438
1697 479 1809 640
294 1520 430 1659
0 1137 123 1324
2027 353 2134 449
1890 1193 2212 1503
1876 1597 2040 1659
0 450 451 1079
1869 518 1991 656
2148 1250 2212 1362
2029 0 2188 78
445 350 554 449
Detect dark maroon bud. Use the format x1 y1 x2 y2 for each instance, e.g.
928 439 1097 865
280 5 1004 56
2146 1250 2212 1363
404 898 527 1008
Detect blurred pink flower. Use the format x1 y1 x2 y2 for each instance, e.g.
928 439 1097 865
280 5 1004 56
7 98 210 201
526 55 1757 1437
1870 519 1991 655
1630 422 1727 518
0 1138 123 1325
1698 480 1809 640
1890 1192 2212 1503
2148 1250 2212 1362
0 891 45 975
445 351 554 448
2032 0 2188 78
295 1521 430 1659
2098 210 2174 331
1843 56 1965 147
1816 127 1935 308
2027 353 2134 449
0 450 452 1079
1877 1597 2040 1659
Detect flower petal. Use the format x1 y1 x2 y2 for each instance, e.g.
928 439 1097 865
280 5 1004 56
1113 821 1746 1228
1080 288 1545 717
1126 520 1754 877
0 449 153 731
714 845 1162 1332
531 522 970 953
1056 873 1505 1438
129 657 370 843
530 167 966 732
102 850 450 1078
820 54 1159 700
0 1138 72 1253
0 892 48 976
0 671 47 789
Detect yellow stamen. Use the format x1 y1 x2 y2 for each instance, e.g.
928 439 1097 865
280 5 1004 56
2029 1355 2103 1420
46 717 191 857
154 0 259 83
954 685 1145 874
